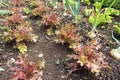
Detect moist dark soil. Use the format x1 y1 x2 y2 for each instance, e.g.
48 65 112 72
0 1 120 80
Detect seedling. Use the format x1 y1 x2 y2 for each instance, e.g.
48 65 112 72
49 0 59 9
23 7 31 14
113 24 120 35
46 28 55 36
88 0 117 38
15 43 27 54
82 0 91 5
94 0 120 10
64 0 81 22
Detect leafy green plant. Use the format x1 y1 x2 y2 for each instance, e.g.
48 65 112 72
67 39 109 76
28 0 50 16
94 0 120 10
113 24 120 35
64 0 81 22
55 24 109 75
83 0 91 5
9 54 44 80
105 8 119 16
46 28 55 36
15 43 28 54
29 0 44 7
3 22 38 43
24 0 29 2
49 0 59 9
0 0 38 53
0 10 11 15
89 0 108 31
23 7 31 14
0 0 9 7
109 24 120 50
2 22 38 53
88 0 117 38
42 12 60 36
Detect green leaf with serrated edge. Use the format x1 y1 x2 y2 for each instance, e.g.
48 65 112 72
0 10 10 15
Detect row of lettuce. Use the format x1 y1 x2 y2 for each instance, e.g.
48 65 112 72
0 0 120 80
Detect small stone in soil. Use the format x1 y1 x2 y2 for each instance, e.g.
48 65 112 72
61 76 65 79
9 53 14 55
0 49 4 51
45 36 51 40
38 54 43 58
7 58 15 67
55 59 60 65
2 55 7 59
0 67 5 71
110 47 120 60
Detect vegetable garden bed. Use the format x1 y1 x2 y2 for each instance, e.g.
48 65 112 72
0 0 120 80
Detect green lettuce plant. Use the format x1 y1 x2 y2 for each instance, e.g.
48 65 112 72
83 0 91 5
88 0 117 38
94 0 120 10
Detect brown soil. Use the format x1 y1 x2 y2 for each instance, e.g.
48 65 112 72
0 1 120 80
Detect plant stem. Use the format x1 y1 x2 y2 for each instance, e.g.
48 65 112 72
0 0 9 7
112 31 120 46
92 0 116 32
91 0 104 31
69 5 74 16
106 0 116 12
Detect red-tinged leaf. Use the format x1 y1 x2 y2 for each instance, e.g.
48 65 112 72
6 13 24 25
12 0 25 7
30 0 44 7
67 62 77 74
42 13 59 26
67 39 108 76
3 22 38 43
55 24 80 44
9 54 43 80
32 3 50 16
9 7 23 14
24 63 37 78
